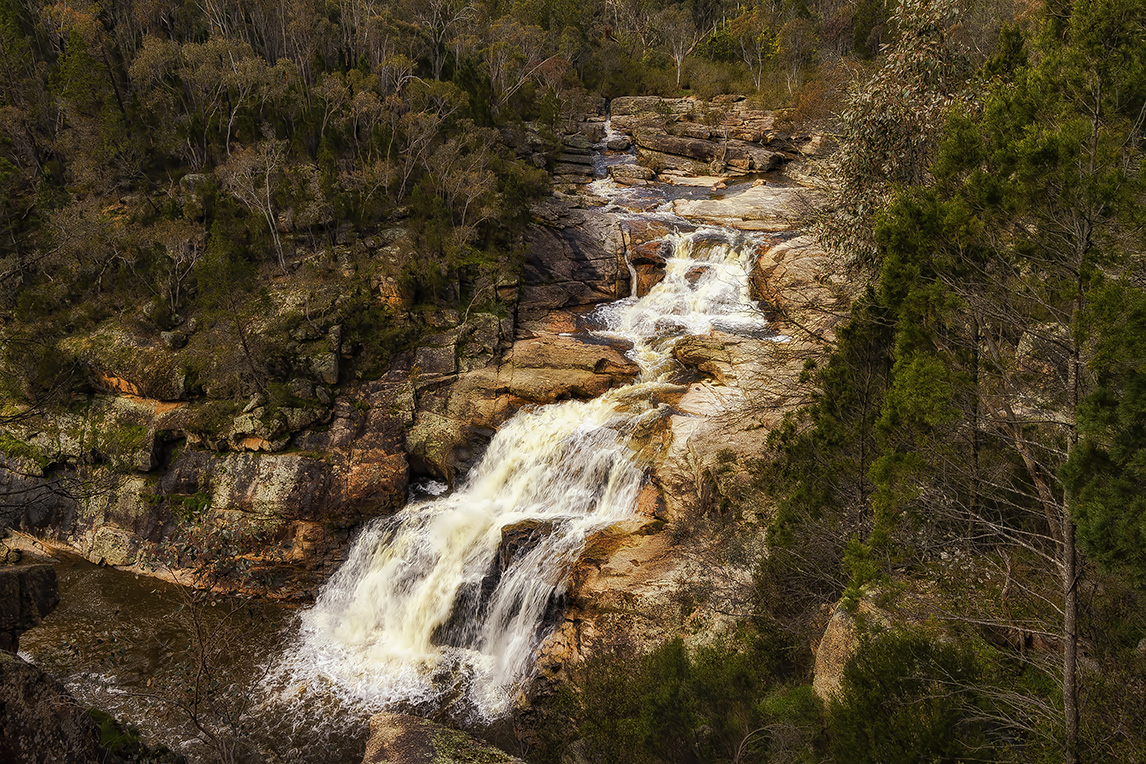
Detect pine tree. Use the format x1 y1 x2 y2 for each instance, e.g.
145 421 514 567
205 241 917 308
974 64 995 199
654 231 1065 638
866 0 1146 758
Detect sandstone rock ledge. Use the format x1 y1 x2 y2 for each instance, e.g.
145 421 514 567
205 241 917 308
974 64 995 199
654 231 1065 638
361 713 522 764
672 184 825 231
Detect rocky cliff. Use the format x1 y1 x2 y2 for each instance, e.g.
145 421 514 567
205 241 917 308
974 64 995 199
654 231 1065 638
0 97 841 636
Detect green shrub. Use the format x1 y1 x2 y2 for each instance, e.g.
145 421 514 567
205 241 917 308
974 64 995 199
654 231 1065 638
88 708 147 756
827 627 996 764
0 433 49 469
170 492 212 524
526 626 824 764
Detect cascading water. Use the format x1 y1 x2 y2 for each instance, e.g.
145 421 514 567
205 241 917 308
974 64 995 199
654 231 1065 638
273 225 776 722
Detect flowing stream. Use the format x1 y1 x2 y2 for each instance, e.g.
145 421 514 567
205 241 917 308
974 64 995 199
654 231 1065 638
269 225 775 723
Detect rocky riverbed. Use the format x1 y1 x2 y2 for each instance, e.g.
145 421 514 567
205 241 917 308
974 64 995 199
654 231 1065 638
3 95 851 763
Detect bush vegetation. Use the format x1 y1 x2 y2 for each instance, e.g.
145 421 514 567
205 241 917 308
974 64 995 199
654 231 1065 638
526 625 824 764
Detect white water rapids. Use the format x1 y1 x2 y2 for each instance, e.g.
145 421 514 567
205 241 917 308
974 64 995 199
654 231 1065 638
272 227 776 722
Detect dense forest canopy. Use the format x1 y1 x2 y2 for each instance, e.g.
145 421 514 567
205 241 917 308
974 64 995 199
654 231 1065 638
0 0 958 409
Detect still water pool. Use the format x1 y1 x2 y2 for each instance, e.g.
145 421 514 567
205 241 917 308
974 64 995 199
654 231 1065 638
19 552 371 763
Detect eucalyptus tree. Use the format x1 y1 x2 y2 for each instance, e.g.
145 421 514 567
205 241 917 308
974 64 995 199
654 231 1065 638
818 0 970 267
653 4 702 87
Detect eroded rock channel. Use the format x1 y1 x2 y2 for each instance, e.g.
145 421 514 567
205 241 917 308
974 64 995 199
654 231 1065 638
6 97 845 763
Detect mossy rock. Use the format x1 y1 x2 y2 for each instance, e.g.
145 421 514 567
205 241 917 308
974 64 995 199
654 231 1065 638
362 713 523 764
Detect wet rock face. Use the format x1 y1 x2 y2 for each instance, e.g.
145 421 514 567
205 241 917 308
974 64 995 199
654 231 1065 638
519 217 627 331
433 519 561 648
405 333 640 482
0 563 58 653
361 713 524 764
629 240 669 296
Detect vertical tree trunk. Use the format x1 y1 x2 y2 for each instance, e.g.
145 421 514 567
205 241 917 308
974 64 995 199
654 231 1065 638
1063 269 1084 764
1063 512 1079 764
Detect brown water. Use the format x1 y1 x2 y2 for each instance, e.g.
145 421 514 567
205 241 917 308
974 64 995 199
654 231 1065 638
18 553 370 763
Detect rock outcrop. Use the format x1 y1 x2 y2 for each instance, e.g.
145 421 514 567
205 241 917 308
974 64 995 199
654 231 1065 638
672 184 824 231
812 598 893 702
606 95 819 182
519 201 629 332
0 562 58 653
361 713 523 764
0 373 414 596
0 651 122 764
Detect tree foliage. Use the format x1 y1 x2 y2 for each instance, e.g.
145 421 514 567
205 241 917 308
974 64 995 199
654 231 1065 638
771 0 1146 760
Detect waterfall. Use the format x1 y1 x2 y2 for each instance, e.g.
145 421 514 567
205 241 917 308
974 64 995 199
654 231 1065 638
276 226 773 721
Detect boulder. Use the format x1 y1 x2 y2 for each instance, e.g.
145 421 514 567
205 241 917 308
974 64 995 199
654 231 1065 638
635 132 783 172
500 366 618 403
672 335 734 384
0 563 58 653
86 526 138 567
406 411 497 483
160 330 187 350
506 335 638 379
626 239 669 296
519 209 628 329
361 713 523 764
667 121 715 140
573 122 605 143
562 133 593 150
552 171 594 186
639 149 712 176
178 173 211 218
501 335 637 403
17 396 162 473
164 389 409 529
629 239 669 268
608 164 655 183
637 132 719 162
610 96 697 117
431 518 562 644
0 652 116 764
813 599 891 702
557 151 594 166
750 235 837 337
